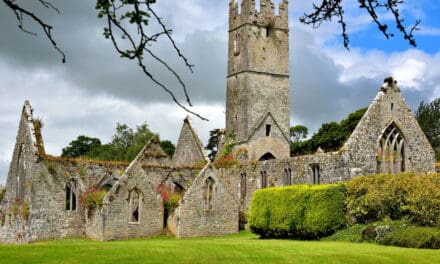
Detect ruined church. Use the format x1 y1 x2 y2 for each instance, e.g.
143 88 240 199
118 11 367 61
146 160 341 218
0 0 435 244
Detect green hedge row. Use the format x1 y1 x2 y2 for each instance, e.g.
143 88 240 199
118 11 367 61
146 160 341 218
248 184 346 239
325 220 440 249
345 172 440 226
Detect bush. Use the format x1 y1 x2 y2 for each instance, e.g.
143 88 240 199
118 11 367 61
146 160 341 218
345 172 440 226
80 188 108 209
248 184 346 239
322 224 366 243
379 225 440 249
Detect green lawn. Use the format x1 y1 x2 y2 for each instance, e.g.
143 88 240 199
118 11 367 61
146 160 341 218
0 232 439 264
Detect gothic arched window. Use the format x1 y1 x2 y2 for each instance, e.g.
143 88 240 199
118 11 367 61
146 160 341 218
377 122 405 174
129 189 140 223
66 179 79 211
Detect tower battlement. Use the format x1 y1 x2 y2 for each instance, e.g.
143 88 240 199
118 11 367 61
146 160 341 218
229 0 288 30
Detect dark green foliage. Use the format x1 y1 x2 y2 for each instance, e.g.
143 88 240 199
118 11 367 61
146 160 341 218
290 107 367 155
62 122 175 162
323 219 440 249
0 186 5 202
61 136 101 158
248 184 346 239
322 224 366 243
206 128 221 161
415 97 440 160
379 225 440 249
159 140 176 157
345 172 440 226
290 125 308 143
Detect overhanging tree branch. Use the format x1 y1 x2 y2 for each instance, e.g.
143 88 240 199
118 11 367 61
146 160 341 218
300 0 420 49
3 0 66 62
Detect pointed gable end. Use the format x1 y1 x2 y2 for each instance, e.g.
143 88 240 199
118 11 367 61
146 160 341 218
343 77 435 174
172 117 206 167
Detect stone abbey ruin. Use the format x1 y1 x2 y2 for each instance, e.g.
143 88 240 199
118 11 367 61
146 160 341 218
0 0 436 244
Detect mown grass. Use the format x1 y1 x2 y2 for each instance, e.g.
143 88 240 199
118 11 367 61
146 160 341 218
0 232 439 264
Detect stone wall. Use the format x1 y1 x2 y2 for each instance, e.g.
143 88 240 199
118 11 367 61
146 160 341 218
343 81 436 176
174 165 238 238
86 141 201 241
26 158 126 242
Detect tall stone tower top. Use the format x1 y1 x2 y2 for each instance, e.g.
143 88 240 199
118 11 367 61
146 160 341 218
225 0 290 161
229 0 288 30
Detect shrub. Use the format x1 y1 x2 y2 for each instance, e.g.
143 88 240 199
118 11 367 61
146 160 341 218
5 199 30 221
322 224 366 243
156 184 182 210
80 188 108 209
345 172 440 226
379 225 440 249
214 154 238 168
0 187 5 202
248 184 346 239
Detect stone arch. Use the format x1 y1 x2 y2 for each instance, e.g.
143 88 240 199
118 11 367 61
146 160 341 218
377 122 406 174
65 179 79 211
258 152 276 161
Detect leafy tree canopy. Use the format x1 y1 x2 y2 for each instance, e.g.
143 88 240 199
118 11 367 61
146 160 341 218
62 122 175 162
291 107 367 156
61 136 101 158
415 97 440 160
290 125 308 143
206 128 221 161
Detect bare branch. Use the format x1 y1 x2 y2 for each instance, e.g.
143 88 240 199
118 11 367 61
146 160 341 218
96 0 208 121
3 0 66 62
300 0 420 49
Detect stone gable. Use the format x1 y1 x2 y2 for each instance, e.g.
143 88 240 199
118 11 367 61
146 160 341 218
172 117 206 166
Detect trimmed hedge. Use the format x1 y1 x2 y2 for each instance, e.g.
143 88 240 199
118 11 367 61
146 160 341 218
379 225 440 249
248 184 346 239
345 172 440 226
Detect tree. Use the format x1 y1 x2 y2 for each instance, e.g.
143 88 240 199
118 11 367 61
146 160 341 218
2 0 420 119
61 135 102 158
159 140 176 157
290 125 308 143
415 97 440 160
205 128 221 161
62 121 175 162
290 107 367 156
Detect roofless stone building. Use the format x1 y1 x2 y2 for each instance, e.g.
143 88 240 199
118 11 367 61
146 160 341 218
0 0 435 244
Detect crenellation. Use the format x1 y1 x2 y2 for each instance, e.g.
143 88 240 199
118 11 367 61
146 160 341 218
230 0 288 30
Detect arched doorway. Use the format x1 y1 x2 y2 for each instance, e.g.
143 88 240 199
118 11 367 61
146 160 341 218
258 152 276 161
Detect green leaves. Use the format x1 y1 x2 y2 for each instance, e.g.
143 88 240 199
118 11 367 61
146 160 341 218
249 184 346 239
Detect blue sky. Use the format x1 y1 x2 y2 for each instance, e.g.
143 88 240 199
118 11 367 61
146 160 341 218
0 0 439 184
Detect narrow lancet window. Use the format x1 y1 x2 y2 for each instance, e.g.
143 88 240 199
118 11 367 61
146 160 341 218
310 164 320 184
203 177 215 210
261 171 268 189
129 189 140 223
66 179 78 211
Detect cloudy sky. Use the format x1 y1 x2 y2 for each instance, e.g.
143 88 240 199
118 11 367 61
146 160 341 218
0 0 439 184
